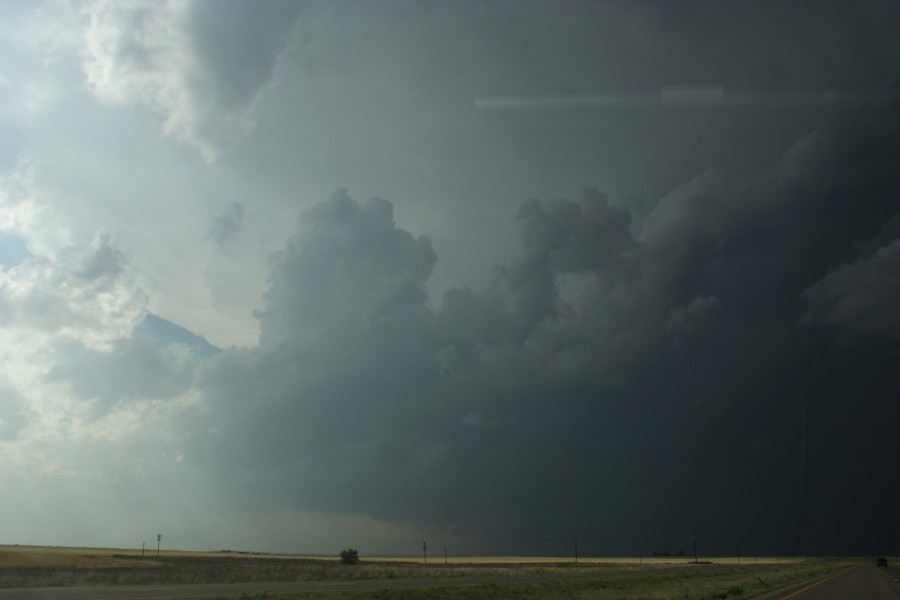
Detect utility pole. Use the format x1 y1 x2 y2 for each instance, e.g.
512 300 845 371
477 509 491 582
575 537 578 564
444 547 447 564
423 541 427 564
691 530 698 564
157 534 162 557
142 540 145 558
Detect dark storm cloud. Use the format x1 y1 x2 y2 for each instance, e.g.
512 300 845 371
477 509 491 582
806 239 900 340
801 153 900 342
92 0 900 555
498 186 641 334
182 85 900 554
194 190 441 508
208 202 246 247
255 189 437 345
664 295 720 348
5 0 898 556
75 234 125 281
46 334 197 410
186 0 308 112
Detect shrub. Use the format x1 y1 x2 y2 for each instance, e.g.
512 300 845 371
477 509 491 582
339 548 359 565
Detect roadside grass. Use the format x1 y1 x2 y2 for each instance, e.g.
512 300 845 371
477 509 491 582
227 559 857 600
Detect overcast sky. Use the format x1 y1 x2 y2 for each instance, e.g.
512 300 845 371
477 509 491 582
1 0 898 557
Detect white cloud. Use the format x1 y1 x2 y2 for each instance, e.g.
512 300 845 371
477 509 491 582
0 224 149 476
80 0 305 161
17 0 84 67
11 79 61 115
0 233 145 348
0 164 73 258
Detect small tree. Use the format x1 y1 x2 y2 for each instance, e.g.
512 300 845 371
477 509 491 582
339 548 359 565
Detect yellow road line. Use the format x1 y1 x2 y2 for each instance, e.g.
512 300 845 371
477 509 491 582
781 565 859 599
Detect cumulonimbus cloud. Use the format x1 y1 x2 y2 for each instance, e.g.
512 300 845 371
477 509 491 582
182 92 900 553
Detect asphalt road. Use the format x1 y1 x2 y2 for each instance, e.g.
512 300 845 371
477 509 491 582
751 562 900 599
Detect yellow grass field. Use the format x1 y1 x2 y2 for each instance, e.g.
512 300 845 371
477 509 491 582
0 545 860 598
0 545 313 569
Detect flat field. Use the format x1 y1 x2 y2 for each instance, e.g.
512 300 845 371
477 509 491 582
0 545 859 599
363 555 799 565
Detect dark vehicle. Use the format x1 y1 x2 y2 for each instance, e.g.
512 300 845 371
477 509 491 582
875 557 888 567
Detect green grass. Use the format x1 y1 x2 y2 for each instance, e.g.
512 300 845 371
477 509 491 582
0 554 635 588
218 559 857 600
0 551 857 599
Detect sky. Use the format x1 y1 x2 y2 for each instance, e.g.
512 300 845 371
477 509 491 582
0 0 898 557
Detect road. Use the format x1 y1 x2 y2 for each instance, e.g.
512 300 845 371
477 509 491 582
751 562 900 599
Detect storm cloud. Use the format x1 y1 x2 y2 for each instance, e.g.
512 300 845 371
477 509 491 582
176 89 900 554
208 202 246 247
1 0 898 557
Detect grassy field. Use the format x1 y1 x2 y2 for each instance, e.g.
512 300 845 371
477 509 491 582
256 560 858 600
0 545 859 599
363 555 801 565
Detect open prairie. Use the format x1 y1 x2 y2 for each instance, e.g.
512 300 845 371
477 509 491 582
0 544 856 598
363 555 799 565
0 545 800 570
0 546 298 569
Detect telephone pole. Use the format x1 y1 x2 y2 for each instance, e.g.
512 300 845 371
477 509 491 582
422 541 428 564
691 530 698 564
157 534 162 557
